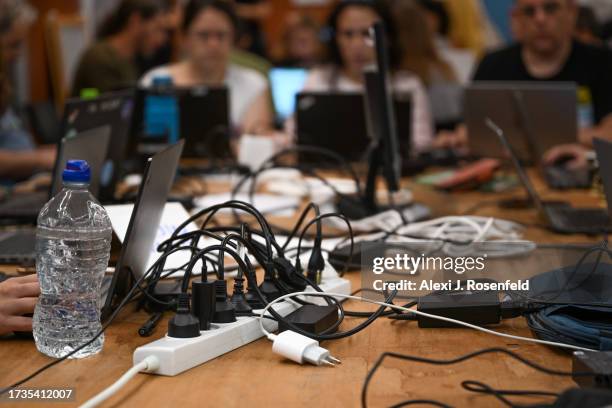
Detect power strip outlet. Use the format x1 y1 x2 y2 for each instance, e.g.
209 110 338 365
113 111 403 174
133 267 350 376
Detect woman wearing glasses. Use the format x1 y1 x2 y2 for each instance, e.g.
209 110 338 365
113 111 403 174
140 0 273 135
301 0 434 154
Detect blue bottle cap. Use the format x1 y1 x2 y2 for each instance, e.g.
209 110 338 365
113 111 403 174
62 160 91 183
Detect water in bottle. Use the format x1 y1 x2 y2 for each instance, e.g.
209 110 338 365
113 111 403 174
33 160 112 358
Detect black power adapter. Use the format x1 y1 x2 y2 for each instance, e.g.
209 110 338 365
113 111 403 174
278 305 339 335
417 291 504 328
572 351 612 389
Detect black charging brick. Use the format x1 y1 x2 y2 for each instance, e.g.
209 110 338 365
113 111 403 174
278 305 339 335
417 291 501 328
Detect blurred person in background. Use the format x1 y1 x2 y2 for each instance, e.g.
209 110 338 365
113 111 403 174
417 0 476 84
0 0 55 182
437 0 612 153
141 0 273 135
234 0 270 58
136 0 185 75
72 0 167 95
275 15 323 68
393 0 463 131
301 0 433 154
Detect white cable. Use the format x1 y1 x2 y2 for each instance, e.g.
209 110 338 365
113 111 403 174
259 292 595 353
79 355 160 408
339 216 535 258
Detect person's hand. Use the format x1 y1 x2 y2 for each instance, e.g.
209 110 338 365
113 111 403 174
433 125 469 150
543 144 589 170
34 145 57 170
0 274 40 336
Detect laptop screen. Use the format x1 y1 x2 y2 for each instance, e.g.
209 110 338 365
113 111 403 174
269 67 308 122
486 118 545 212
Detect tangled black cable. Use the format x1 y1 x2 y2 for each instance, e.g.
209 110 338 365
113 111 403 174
361 347 599 408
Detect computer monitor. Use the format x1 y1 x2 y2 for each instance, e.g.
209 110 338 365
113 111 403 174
62 90 135 202
269 67 308 123
465 82 577 163
131 86 230 159
363 21 402 194
101 140 184 321
295 92 411 164
351 21 402 216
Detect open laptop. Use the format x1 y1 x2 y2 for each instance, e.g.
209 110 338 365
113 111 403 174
0 126 112 264
295 92 412 164
131 86 230 159
101 140 184 320
0 125 111 224
62 90 134 202
466 82 577 163
487 118 610 234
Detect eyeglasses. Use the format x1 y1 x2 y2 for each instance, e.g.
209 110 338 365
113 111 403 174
519 1 562 18
190 30 232 43
337 28 371 41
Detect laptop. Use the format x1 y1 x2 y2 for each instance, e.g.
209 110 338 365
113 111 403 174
0 126 112 224
487 118 610 234
269 67 308 123
62 90 135 202
295 92 412 164
0 126 112 264
131 86 230 159
465 82 577 163
101 140 184 320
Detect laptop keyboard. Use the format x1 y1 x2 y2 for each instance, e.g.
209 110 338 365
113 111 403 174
0 192 47 218
0 230 36 264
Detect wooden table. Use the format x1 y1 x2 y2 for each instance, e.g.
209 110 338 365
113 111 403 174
0 170 606 408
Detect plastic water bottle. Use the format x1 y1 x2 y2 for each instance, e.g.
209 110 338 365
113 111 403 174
33 160 112 359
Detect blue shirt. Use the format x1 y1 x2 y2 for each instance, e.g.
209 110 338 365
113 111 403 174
0 108 34 151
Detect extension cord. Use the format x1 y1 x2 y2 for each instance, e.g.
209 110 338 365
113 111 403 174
133 268 350 376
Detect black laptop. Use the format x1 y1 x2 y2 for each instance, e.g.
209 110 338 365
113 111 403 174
131 86 230 159
101 140 184 320
0 125 112 224
0 126 112 264
488 118 610 234
295 92 412 164
62 90 135 202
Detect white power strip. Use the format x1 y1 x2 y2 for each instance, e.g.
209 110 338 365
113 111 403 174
133 268 351 376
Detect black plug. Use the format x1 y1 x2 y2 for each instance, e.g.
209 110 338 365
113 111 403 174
245 265 266 309
168 293 200 338
275 257 306 292
258 263 282 302
192 272 216 330
231 223 253 313
231 274 252 313
212 280 237 323
306 248 325 285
